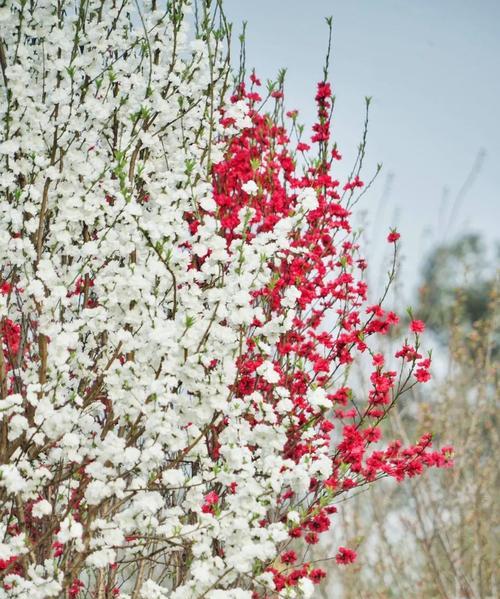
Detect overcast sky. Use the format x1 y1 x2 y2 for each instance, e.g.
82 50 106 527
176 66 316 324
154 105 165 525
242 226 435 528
224 0 499 297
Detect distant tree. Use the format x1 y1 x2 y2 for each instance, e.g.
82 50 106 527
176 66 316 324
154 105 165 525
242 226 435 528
417 233 498 349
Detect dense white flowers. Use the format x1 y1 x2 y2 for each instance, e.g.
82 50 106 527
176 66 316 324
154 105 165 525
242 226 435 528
0 1 316 596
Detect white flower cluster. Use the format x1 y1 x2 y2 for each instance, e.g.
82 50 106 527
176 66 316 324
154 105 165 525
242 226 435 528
0 1 330 598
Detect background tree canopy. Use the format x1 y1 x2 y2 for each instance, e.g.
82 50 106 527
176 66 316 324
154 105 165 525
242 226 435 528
417 233 498 351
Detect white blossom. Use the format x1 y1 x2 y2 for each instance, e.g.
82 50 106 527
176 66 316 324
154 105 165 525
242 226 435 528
32 500 52 519
57 516 83 544
298 187 319 210
257 361 280 384
241 180 259 195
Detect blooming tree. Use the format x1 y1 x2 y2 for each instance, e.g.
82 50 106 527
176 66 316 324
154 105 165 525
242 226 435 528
0 1 452 597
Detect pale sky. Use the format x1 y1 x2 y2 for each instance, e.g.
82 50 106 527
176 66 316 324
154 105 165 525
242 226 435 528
225 0 499 297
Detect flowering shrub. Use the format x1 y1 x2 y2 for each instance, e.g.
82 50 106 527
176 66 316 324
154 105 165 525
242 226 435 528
0 1 451 597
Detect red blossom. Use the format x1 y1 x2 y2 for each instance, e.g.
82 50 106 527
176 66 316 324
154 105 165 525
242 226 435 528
410 319 426 333
309 568 327 584
335 546 357 565
281 550 297 564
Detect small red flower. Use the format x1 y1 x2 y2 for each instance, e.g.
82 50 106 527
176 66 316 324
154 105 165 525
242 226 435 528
304 531 319 545
201 491 219 514
281 550 297 564
289 526 302 538
68 579 85 598
52 541 64 558
335 546 357 565
343 176 364 191
309 568 327 584
250 72 261 86
332 147 342 160
410 319 425 333
0 282 11 295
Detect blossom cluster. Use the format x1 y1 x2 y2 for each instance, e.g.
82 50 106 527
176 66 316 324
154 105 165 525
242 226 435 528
0 1 451 598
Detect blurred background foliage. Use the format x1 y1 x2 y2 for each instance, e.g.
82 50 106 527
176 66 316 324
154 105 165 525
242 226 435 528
418 233 498 355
